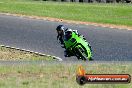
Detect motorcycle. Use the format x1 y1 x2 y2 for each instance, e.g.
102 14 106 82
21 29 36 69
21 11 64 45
64 32 93 61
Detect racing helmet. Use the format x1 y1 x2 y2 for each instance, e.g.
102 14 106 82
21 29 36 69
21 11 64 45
56 25 65 31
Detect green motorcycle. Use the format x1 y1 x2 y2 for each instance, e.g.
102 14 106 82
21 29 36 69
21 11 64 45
64 32 93 61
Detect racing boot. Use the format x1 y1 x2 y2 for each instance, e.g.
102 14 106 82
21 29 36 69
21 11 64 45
64 51 69 57
64 50 71 57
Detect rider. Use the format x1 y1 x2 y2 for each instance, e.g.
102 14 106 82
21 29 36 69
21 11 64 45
56 25 65 46
56 25 82 44
56 25 89 57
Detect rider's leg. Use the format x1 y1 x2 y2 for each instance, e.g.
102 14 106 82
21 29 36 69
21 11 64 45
59 37 65 48
59 36 64 44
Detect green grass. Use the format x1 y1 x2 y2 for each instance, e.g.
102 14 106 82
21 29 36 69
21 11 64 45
0 46 55 61
0 0 132 26
0 63 131 88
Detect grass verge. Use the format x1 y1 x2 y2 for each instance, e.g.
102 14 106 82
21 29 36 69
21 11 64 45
0 46 55 61
0 0 132 26
0 63 131 88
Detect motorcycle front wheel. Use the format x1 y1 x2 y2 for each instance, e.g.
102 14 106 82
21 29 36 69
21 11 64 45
76 47 88 61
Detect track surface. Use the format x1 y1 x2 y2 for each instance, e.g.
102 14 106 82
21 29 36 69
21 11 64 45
0 14 132 61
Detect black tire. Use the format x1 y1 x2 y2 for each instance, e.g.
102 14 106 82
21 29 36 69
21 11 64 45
89 57 94 61
76 47 88 61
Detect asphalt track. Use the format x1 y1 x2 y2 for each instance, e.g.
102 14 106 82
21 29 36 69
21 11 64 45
0 14 132 61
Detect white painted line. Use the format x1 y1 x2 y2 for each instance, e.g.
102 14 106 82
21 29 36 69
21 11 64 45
55 57 63 61
38 53 42 55
0 45 5 47
11 47 15 48
11 47 16 49
21 49 26 51
52 56 63 61
38 53 46 56
5 46 10 48
0 45 63 61
16 48 20 50
34 52 39 54
46 55 51 57
25 50 30 52
41 54 46 56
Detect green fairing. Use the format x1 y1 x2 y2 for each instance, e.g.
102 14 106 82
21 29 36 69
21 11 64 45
64 32 92 60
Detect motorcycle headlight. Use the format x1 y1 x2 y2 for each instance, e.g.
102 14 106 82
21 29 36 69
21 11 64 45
71 38 76 42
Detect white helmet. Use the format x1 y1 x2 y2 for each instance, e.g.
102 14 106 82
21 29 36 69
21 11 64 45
65 28 72 32
65 28 73 39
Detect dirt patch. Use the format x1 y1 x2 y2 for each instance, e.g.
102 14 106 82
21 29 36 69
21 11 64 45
1 13 132 30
